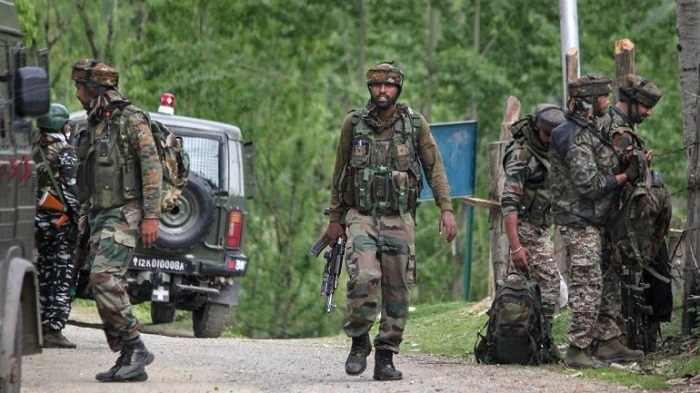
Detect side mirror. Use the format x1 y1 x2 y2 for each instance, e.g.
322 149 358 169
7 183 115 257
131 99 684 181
15 66 49 117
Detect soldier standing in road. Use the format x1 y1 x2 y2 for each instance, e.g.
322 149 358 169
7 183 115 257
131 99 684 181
71 59 160 382
549 74 645 368
32 103 80 349
321 61 457 381
501 104 566 328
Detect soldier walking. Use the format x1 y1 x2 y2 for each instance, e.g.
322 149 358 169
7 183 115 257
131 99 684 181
71 59 160 382
321 61 457 381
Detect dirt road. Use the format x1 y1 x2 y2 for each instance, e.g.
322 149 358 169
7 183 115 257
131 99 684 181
21 312 639 393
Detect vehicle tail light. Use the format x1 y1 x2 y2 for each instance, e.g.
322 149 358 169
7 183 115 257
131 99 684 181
225 209 244 248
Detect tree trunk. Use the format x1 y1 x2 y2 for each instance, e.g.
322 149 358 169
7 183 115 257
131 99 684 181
676 0 700 335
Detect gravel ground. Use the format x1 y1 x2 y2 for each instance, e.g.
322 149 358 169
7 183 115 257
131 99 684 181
20 318 646 393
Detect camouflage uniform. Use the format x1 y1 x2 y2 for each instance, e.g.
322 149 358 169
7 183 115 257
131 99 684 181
72 58 159 382
76 99 161 349
549 78 623 350
330 104 451 352
501 117 561 325
33 131 80 335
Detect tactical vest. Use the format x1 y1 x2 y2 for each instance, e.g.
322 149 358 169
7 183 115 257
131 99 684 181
74 109 141 210
339 108 423 216
503 138 552 227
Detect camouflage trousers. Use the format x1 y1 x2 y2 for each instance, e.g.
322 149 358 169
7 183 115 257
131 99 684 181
86 201 142 352
35 211 77 332
559 225 621 349
343 208 415 354
512 220 560 325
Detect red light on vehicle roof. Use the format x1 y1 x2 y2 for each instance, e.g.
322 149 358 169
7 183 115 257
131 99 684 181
158 92 175 115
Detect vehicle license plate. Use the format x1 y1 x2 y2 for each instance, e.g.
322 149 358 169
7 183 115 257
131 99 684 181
130 255 191 273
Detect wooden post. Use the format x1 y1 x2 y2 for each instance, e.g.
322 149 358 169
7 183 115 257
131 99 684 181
614 39 635 102
486 96 520 298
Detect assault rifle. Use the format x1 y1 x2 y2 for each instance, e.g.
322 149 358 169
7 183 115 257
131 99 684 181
620 264 655 353
310 236 345 313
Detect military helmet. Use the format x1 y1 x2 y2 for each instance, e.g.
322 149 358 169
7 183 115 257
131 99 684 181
71 58 119 88
619 74 662 108
36 103 70 131
568 74 612 98
366 61 404 88
532 104 566 134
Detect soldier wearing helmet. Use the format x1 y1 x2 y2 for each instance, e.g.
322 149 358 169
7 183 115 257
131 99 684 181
71 59 159 382
608 74 663 153
321 61 456 382
32 103 80 349
606 74 672 355
501 104 565 332
549 74 644 369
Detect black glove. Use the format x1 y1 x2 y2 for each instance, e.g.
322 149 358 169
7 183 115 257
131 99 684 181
624 152 641 183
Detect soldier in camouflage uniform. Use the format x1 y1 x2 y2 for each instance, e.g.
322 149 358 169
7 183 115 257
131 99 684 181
71 59 160 382
605 74 671 352
501 104 565 328
549 74 645 368
321 62 456 381
33 103 80 349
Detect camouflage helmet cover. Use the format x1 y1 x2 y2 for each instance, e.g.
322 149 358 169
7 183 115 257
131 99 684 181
367 61 404 88
71 58 119 88
36 103 70 131
568 74 612 98
532 104 566 134
620 74 662 108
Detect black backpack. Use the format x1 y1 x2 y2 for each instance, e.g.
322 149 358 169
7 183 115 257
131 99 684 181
474 272 559 365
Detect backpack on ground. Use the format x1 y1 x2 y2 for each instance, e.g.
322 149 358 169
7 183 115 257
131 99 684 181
474 272 559 365
119 105 190 212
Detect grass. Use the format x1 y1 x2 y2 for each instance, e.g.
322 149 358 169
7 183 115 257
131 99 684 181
400 300 698 391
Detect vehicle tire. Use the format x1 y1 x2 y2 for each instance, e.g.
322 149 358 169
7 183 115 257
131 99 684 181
0 305 23 393
192 303 230 338
154 173 215 253
150 302 176 324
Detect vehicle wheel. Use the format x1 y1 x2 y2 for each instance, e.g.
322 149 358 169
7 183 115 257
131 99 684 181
154 173 215 253
192 303 230 338
150 302 176 324
0 305 23 393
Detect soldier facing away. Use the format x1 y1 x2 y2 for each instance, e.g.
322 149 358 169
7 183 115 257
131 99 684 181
71 59 160 382
321 61 457 381
549 74 644 368
501 104 566 328
32 103 80 349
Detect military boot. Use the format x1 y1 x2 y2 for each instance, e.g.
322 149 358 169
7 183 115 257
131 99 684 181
594 337 644 363
373 349 403 381
42 330 77 349
563 346 608 369
95 348 149 382
113 337 155 381
345 334 372 376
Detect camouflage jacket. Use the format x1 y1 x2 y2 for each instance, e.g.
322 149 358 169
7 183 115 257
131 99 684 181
606 106 646 152
549 115 623 227
501 133 551 227
32 133 81 224
328 103 451 222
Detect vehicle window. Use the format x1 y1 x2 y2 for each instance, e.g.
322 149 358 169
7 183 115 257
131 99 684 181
181 135 220 189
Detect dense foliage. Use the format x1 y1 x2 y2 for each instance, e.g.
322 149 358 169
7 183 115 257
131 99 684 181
21 0 684 338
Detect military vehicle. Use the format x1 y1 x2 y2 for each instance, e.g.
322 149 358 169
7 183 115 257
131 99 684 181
0 1 51 391
70 93 256 338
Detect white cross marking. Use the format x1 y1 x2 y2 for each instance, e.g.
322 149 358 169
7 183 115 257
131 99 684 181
152 286 170 302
